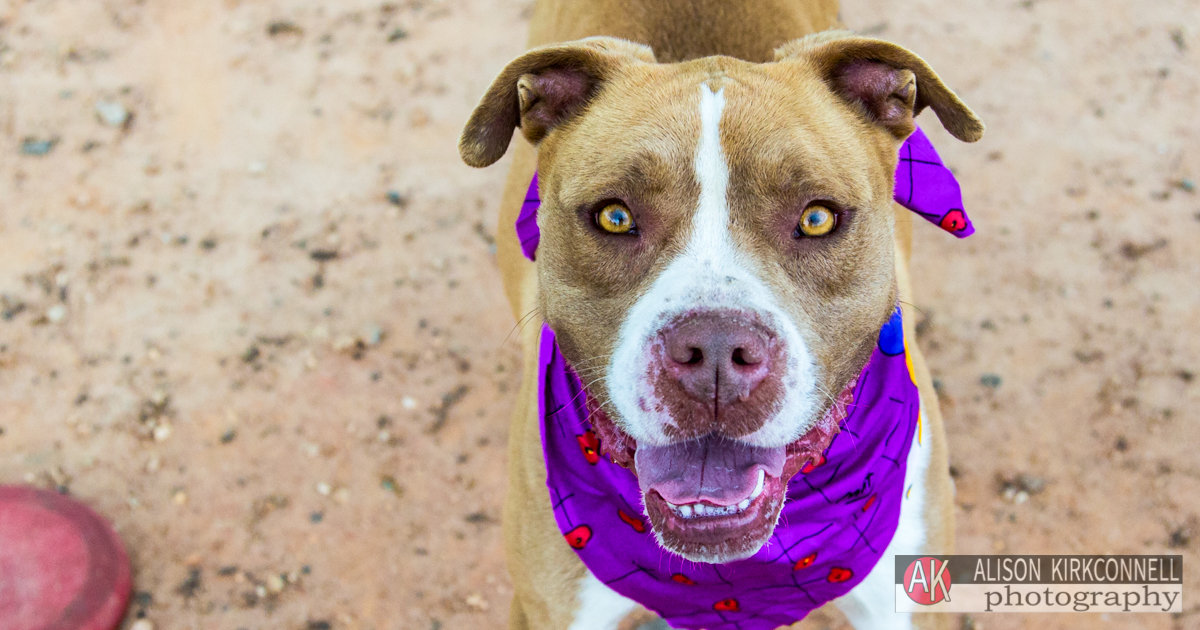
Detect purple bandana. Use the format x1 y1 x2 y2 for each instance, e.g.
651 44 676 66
540 313 916 629
519 127 969 629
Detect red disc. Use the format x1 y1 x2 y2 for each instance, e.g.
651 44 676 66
0 485 132 630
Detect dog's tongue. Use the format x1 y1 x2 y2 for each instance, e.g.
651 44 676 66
634 435 785 506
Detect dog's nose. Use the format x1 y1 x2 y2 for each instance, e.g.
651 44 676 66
661 312 772 405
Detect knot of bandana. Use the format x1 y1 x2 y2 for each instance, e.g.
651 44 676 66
516 126 972 261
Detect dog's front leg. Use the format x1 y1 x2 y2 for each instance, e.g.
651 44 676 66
833 409 936 630
564 572 641 630
834 393 956 630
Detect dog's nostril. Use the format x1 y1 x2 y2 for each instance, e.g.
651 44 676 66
686 348 703 365
731 347 764 366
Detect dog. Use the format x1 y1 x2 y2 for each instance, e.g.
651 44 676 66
458 1 983 628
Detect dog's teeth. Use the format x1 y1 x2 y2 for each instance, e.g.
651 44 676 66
672 497 757 519
750 469 766 500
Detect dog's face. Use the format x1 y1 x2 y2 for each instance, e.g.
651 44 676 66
462 33 981 563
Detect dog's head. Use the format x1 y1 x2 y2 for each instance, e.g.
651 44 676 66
461 32 981 563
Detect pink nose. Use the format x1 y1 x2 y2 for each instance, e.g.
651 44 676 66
661 312 772 406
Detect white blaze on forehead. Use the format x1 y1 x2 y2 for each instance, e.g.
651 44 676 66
605 84 820 449
692 83 731 260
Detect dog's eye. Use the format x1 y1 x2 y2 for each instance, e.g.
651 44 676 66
596 203 636 234
796 205 836 237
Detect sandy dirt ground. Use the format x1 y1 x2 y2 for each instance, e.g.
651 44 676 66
0 0 1197 629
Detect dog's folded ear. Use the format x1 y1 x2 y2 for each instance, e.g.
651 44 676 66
775 31 983 143
459 37 656 168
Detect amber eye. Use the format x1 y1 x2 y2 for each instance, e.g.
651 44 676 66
797 205 836 237
596 203 636 234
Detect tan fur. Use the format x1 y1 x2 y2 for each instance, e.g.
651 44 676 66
527 0 842 63
894 206 955 630
777 35 983 142
465 1 980 627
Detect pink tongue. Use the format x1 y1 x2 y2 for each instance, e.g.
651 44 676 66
634 435 785 506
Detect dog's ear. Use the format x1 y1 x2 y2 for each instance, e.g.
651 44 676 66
459 37 656 168
775 31 983 143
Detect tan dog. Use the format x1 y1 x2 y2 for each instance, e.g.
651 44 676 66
459 1 982 628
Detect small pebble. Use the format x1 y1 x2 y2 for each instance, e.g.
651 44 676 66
266 21 303 36
316 482 332 496
332 335 361 352
172 489 188 505
153 423 172 441
980 373 1002 388
465 593 489 611
386 190 407 206
130 620 154 630
20 137 57 155
1178 178 1196 193
149 388 169 406
247 161 267 175
363 324 384 346
1016 473 1046 494
46 304 66 323
401 396 417 410
381 475 402 496
266 573 286 593
94 100 130 127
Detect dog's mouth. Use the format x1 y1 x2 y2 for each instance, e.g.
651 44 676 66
638 435 789 563
589 381 853 563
